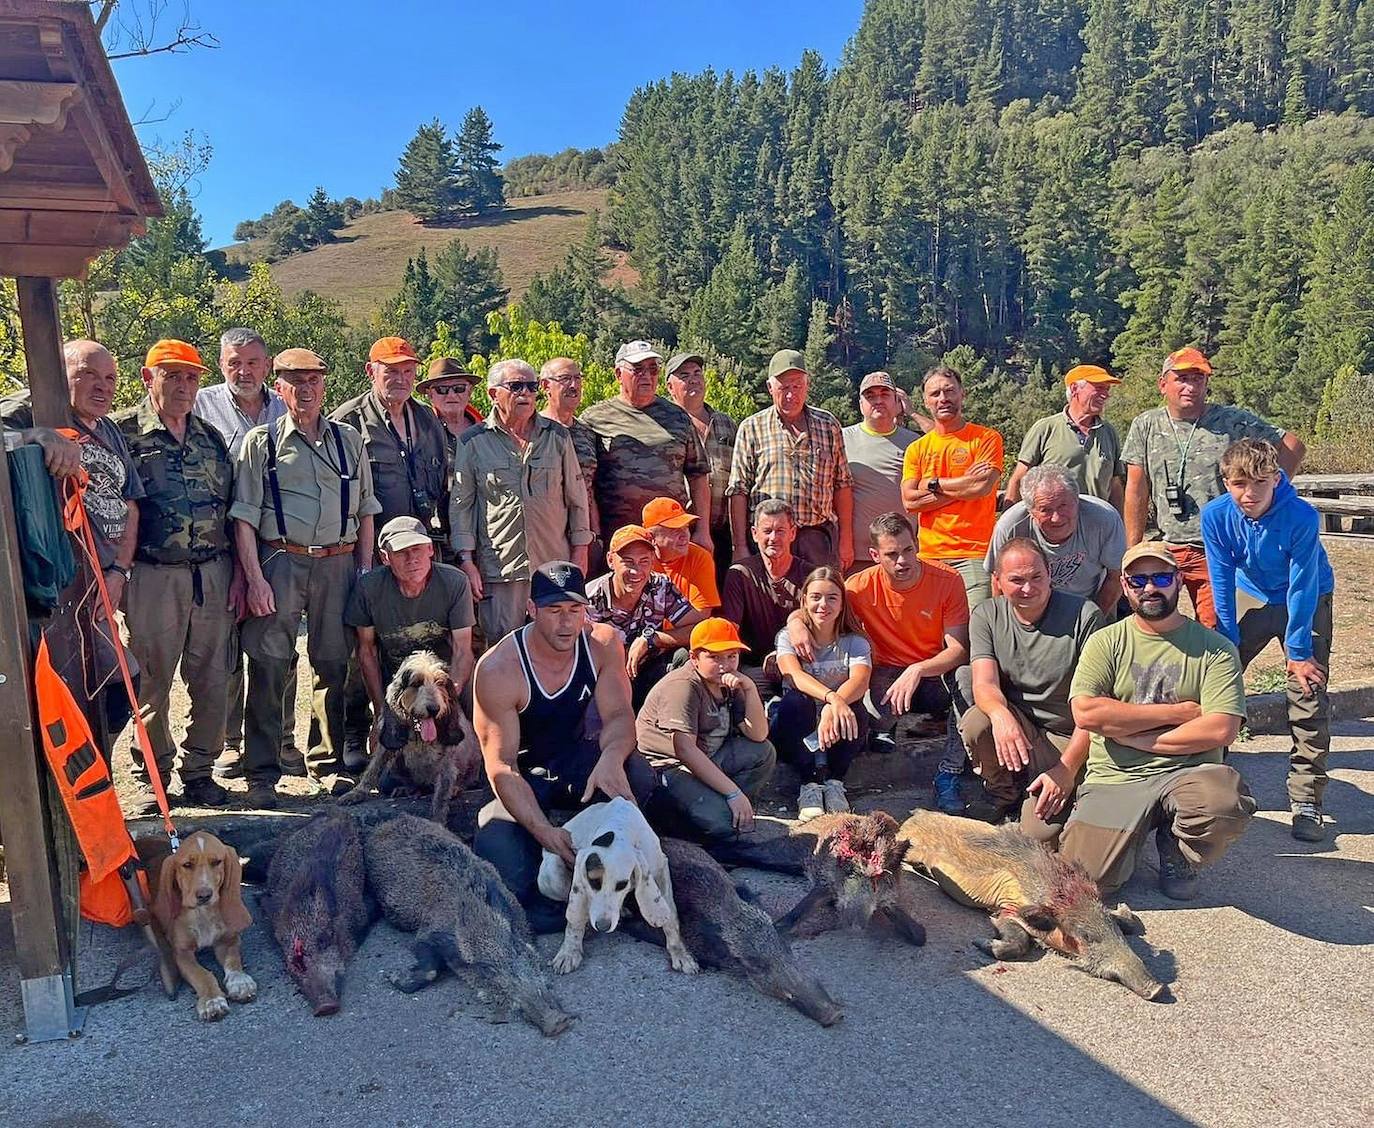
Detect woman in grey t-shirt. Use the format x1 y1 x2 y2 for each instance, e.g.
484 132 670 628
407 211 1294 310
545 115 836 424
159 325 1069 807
771 566 872 821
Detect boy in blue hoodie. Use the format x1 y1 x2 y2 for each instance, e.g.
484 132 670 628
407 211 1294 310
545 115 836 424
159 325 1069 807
1202 438 1335 842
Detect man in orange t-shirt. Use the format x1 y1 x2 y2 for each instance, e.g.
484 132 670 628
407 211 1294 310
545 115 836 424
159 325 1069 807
643 497 721 614
901 364 1003 611
787 511 974 813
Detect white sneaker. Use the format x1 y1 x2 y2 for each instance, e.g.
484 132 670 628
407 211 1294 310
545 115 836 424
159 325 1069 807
822 779 850 814
797 782 825 822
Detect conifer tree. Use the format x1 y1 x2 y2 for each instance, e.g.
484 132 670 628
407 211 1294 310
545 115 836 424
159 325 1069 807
395 119 459 224
454 107 505 215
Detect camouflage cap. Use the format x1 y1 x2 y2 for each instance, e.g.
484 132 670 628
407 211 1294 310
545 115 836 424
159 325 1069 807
858 371 897 393
273 348 328 375
767 349 807 380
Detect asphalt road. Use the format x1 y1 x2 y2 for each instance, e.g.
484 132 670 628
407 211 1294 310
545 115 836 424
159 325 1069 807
1 722 1371 1128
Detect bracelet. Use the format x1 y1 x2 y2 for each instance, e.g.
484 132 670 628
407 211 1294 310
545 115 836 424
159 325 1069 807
722 788 743 802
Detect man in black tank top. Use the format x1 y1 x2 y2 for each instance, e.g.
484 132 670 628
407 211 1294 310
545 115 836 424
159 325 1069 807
472 561 658 932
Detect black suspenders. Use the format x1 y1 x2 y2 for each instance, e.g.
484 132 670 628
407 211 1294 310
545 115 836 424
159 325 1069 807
263 420 351 544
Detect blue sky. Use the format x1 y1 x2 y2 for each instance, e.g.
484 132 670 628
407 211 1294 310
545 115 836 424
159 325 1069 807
111 1 865 246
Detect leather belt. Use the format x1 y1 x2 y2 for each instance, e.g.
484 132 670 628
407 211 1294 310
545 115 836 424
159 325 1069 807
264 539 353 558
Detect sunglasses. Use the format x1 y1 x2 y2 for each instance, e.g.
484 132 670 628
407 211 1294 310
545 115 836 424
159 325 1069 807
1124 571 1178 590
428 383 470 395
497 381 540 393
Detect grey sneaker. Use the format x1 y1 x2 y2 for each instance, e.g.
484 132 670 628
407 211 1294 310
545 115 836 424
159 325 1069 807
821 779 850 814
1291 802 1327 843
1156 826 1199 901
797 782 825 822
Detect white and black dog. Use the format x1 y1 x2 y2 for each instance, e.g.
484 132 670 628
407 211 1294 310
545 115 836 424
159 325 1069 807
338 650 479 824
537 797 697 975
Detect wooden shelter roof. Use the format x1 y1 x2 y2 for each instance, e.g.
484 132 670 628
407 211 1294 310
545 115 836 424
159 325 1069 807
0 0 162 277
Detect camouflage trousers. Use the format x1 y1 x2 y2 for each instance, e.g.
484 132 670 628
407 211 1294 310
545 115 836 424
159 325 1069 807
123 554 236 783
1059 764 1257 892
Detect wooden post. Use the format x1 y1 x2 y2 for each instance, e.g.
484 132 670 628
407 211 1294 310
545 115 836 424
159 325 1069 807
15 277 70 428
0 276 85 1042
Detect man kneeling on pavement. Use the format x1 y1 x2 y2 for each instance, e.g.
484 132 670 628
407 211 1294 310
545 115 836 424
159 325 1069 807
1061 541 1256 899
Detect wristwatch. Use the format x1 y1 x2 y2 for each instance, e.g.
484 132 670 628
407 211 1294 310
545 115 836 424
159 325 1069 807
926 477 941 495
640 626 659 649
106 564 132 581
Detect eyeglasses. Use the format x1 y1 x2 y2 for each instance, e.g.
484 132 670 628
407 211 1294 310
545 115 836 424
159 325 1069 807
496 381 540 393
1124 571 1178 590
428 383 470 395
546 374 582 386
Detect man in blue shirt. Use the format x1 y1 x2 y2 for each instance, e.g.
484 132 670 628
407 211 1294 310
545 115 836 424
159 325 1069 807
1201 438 1335 842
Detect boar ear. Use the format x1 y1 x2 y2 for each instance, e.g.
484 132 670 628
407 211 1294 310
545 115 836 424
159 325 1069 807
1109 903 1146 935
592 831 615 849
1018 903 1059 933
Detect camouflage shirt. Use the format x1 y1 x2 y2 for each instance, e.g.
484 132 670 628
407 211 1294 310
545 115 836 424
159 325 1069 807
688 403 738 531
1122 404 1285 545
580 394 709 539
114 398 233 565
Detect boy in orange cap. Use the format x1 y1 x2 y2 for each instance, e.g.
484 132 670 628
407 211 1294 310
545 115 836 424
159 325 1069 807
642 496 720 613
637 618 775 840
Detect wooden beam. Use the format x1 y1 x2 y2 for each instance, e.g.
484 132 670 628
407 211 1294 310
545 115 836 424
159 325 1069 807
1 240 131 278
1291 473 1374 496
0 209 139 245
1302 497 1374 517
15 276 68 426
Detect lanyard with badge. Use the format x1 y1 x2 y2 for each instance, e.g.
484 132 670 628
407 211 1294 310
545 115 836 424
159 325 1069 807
1163 412 1201 521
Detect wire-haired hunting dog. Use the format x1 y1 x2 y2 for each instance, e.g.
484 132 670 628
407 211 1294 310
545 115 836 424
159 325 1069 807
339 650 480 823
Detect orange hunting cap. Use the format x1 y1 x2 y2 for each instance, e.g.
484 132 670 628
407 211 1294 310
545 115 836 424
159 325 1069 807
145 339 208 373
1161 347 1212 377
690 618 750 654
368 336 420 365
1064 364 1121 388
642 497 698 530
608 525 654 555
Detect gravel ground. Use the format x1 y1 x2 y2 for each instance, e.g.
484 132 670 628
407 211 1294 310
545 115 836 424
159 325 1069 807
1 721 1370 1128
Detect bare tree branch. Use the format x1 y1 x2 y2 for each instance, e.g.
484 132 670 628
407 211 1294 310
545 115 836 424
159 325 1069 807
95 1 220 62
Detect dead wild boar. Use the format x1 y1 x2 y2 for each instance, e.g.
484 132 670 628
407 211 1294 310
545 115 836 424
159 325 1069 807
774 812 926 947
898 810 1166 1001
261 811 374 1017
624 838 843 1027
363 814 574 1037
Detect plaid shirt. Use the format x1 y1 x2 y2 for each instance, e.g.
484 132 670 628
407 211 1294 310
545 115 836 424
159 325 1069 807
727 404 853 527
585 572 693 640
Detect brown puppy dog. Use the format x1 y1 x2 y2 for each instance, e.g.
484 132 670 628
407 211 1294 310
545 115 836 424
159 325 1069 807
340 650 480 824
151 831 256 1021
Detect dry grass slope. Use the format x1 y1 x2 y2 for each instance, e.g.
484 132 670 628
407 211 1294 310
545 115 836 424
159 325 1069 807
227 189 612 323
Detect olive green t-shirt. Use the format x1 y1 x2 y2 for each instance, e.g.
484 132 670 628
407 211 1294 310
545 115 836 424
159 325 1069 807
1016 410 1123 501
1069 617 1245 784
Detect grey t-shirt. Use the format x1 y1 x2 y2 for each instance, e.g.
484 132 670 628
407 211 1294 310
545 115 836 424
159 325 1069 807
775 629 872 692
0 393 144 568
1121 404 1285 545
985 496 1125 601
344 562 474 679
842 422 922 563
968 590 1105 736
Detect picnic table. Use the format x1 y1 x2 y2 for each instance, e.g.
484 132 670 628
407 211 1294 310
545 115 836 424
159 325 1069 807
1291 473 1374 532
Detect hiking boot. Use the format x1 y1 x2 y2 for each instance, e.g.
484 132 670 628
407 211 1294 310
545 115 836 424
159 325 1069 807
341 736 370 774
1156 826 1199 901
868 730 897 755
213 747 244 779
797 782 825 822
240 783 280 811
308 771 355 798
932 769 964 815
1291 802 1327 843
964 793 1017 824
278 745 307 777
180 777 231 809
821 779 850 814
